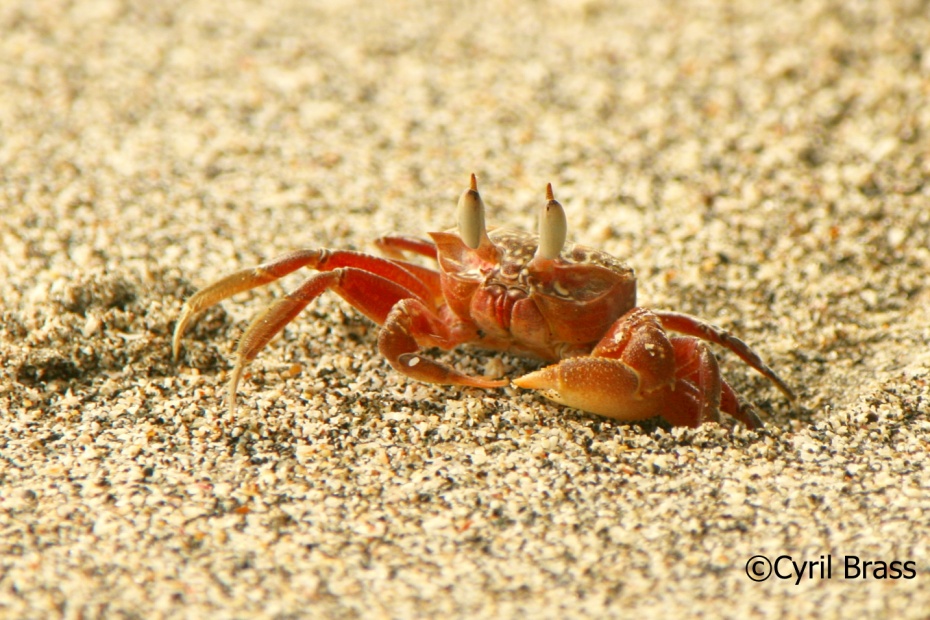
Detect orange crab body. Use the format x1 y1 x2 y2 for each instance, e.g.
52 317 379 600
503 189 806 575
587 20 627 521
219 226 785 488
173 175 794 428
429 228 637 361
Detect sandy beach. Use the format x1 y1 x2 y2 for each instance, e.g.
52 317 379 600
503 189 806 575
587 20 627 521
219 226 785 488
1 0 929 617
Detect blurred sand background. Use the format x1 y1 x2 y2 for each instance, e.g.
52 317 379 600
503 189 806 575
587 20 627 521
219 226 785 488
1 0 929 617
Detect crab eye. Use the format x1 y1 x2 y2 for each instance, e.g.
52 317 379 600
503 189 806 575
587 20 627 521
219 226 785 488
457 173 489 250
536 183 567 260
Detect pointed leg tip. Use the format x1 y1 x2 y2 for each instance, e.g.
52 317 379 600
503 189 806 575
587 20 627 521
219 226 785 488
469 173 478 191
172 304 194 362
458 375 509 389
226 359 247 417
746 409 764 429
171 331 183 362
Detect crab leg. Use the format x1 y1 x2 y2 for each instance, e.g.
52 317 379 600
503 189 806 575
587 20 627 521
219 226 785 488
379 259 445 305
653 311 796 402
374 235 438 261
720 382 764 429
378 298 508 389
225 266 439 413
662 337 723 426
172 249 437 360
664 335 762 428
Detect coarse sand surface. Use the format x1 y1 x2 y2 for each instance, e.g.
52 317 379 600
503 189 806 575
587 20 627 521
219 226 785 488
1 1 929 617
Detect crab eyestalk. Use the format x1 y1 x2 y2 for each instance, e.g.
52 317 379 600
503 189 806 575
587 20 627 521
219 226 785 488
535 183 567 260
457 173 491 250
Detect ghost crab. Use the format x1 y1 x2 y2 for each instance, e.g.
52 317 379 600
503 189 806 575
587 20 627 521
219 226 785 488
173 174 794 428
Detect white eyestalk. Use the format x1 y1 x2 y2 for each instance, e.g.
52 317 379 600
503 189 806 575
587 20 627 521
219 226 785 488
536 183 567 260
457 173 489 249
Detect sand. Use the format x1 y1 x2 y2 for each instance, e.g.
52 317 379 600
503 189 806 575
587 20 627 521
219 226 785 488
1 0 929 617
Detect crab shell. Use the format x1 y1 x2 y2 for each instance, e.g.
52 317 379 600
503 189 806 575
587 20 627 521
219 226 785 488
430 227 637 362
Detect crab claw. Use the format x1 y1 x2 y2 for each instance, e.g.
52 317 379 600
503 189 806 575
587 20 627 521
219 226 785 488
512 307 767 428
514 307 678 420
513 357 662 422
